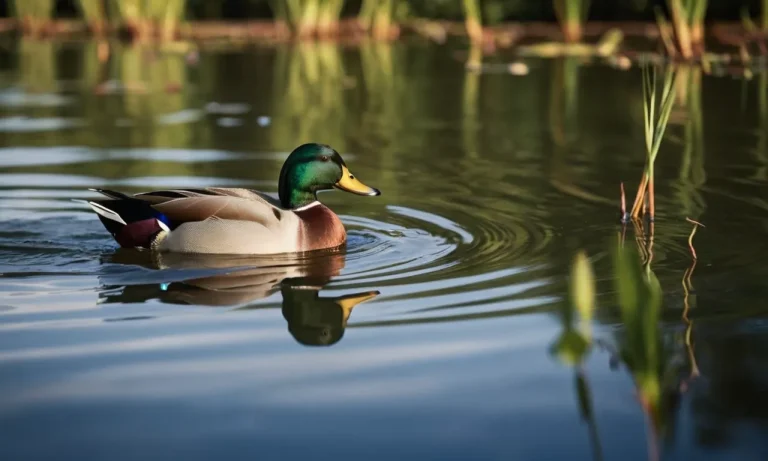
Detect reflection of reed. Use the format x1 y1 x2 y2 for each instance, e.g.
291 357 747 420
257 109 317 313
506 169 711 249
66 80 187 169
19 39 55 92
111 44 187 117
548 57 615 205
754 72 768 180
271 43 347 151
360 40 397 127
76 43 196 173
81 40 109 88
681 260 700 382
462 44 481 159
549 57 581 147
674 66 706 219
576 369 604 461
551 252 604 461
612 242 671 454
680 218 702 384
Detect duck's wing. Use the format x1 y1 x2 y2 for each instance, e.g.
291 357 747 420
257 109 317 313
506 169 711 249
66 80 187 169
132 188 281 207
90 188 286 229
147 192 285 229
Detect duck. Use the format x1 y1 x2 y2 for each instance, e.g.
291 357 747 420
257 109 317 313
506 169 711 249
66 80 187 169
84 143 380 254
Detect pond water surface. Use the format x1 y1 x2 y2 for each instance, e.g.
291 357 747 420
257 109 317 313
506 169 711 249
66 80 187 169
1 39 768 461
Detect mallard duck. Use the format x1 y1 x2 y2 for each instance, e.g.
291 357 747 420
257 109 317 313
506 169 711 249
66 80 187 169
84 143 380 254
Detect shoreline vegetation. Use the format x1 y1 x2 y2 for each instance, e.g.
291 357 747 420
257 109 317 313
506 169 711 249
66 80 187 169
1 1 766 73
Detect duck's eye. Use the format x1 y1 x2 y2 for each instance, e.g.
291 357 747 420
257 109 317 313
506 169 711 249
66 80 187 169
349 174 355 179
320 155 329 162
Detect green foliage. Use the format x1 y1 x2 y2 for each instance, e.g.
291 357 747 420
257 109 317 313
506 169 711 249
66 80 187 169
462 0 483 42
10 0 54 19
630 64 677 219
642 65 677 168
657 0 708 58
76 0 105 24
554 0 592 42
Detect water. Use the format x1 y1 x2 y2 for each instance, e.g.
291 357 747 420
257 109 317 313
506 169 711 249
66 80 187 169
1 39 767 460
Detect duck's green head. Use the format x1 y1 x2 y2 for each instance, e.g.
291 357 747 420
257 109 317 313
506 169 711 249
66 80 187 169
278 143 380 209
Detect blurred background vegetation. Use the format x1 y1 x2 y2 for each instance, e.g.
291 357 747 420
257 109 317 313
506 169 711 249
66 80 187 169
1 0 764 22
0 0 765 40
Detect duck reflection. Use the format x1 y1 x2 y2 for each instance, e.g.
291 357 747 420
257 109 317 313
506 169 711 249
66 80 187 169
101 250 379 346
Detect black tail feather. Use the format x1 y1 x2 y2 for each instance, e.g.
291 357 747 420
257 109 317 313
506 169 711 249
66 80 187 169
88 196 169 248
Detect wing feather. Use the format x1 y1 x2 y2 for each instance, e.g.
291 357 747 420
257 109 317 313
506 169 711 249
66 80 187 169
150 195 278 227
133 188 281 207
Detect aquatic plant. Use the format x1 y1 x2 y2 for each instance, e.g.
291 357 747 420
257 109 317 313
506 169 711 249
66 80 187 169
553 0 592 43
629 64 677 221
516 28 623 58
104 0 185 40
462 0 483 44
359 0 402 39
285 0 318 37
741 0 768 33
155 0 187 41
11 0 54 35
317 0 345 36
358 0 376 31
373 0 396 40
279 0 352 38
76 0 106 34
760 0 768 32
655 0 708 59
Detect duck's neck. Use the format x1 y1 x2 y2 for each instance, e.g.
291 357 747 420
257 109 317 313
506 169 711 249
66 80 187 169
281 189 317 210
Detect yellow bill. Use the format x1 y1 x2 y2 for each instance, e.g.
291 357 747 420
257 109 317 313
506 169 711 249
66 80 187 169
335 165 380 196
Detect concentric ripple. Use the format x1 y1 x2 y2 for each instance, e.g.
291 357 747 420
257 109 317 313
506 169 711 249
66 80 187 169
0 179 560 331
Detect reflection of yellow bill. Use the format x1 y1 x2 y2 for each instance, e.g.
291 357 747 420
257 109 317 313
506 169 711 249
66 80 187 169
335 165 380 196
336 290 380 325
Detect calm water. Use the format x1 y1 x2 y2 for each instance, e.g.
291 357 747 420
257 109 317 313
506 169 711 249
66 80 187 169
1 39 767 460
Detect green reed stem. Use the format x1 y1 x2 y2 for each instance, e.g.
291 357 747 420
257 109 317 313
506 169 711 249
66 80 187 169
358 0 377 30
318 0 345 36
763 0 768 31
631 64 677 220
663 0 708 59
554 0 591 43
372 0 393 40
462 0 483 43
76 0 105 24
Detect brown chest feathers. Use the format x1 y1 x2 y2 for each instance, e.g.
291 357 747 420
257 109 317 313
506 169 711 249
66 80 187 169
295 203 347 251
